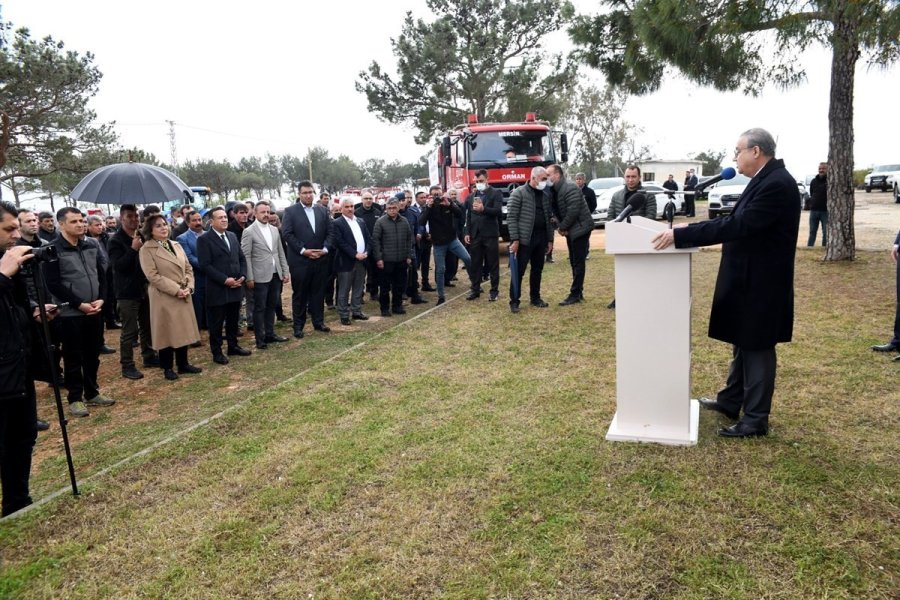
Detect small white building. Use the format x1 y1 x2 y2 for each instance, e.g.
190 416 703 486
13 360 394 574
636 160 706 188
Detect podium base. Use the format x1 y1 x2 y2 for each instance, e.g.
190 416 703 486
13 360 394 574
605 400 699 446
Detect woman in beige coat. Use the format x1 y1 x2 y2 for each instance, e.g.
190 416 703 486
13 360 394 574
139 214 202 380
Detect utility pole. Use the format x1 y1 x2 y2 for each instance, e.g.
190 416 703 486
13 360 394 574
166 120 178 174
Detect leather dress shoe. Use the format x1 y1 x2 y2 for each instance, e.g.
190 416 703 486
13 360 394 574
163 369 179 381
871 342 898 352
340 317 352 326
530 299 549 308
466 291 481 301
607 299 616 309
265 335 289 343
99 344 117 355
276 314 291 322
718 422 768 438
256 342 269 350
227 346 251 356
36 419 50 432
178 364 202 374
697 398 739 420
293 331 305 339
421 284 436 292
352 313 369 320
510 303 520 314
392 307 407 315
559 295 581 306
212 354 230 365
436 297 446 306
489 291 498 302
314 325 331 333
410 296 428 304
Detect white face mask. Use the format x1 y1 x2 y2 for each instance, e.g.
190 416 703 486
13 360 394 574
475 182 487 192
536 180 548 190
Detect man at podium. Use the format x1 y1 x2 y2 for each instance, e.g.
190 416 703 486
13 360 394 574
651 128 800 438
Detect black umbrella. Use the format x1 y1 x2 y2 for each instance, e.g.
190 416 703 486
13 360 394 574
71 162 191 206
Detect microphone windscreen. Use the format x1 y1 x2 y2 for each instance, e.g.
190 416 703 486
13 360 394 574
629 192 647 209
720 167 736 180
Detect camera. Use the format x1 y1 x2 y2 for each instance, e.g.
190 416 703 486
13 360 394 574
28 245 59 263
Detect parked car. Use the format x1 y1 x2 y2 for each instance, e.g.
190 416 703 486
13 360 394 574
864 164 900 192
707 174 752 218
588 177 624 193
592 184 684 227
797 180 810 210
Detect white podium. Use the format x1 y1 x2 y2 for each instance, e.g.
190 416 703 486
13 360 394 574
605 216 699 446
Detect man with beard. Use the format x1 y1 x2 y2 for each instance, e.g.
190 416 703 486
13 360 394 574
547 164 593 305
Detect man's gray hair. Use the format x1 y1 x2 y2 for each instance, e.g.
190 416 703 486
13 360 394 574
341 197 355 207
741 128 776 157
86 215 103 225
575 172 586 179
531 166 547 178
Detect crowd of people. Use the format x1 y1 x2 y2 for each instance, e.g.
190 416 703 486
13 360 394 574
2 135 897 516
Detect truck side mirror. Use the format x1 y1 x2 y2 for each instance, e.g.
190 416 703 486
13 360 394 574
560 133 569 163
442 136 452 167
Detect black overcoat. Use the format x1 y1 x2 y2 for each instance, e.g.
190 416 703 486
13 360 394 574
675 158 800 350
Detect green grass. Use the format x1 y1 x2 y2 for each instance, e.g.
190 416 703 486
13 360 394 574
1 244 898 598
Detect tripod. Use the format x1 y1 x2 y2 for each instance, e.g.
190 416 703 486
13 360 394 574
27 260 79 496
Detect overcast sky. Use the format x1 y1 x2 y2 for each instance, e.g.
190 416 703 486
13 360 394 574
5 0 899 181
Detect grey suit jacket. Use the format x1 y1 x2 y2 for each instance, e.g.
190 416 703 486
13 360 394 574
240 220 289 284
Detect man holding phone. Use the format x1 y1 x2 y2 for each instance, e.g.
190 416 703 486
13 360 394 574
198 206 251 365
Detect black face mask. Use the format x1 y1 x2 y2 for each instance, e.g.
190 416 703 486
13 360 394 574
432 195 441 201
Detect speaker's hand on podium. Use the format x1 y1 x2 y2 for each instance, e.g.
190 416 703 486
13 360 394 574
652 229 675 250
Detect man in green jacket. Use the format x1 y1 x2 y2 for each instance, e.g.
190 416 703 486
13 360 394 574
548 164 594 305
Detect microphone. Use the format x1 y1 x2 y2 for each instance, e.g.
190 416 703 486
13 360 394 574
693 167 736 194
613 192 647 223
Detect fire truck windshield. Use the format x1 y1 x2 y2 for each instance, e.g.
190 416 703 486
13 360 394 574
467 130 554 166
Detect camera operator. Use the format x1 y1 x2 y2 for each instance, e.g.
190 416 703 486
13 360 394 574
15 209 52 432
0 201 41 516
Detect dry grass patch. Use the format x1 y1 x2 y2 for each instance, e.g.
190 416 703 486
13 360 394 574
1 245 898 598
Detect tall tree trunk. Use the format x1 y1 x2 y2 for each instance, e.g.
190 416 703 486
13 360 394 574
10 177 20 208
824 4 859 261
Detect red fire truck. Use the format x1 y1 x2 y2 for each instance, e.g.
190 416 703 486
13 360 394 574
429 112 568 240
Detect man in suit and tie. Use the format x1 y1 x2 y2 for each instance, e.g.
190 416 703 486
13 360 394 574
281 180 334 338
331 198 372 325
240 201 290 350
653 128 800 438
177 210 207 331
197 206 251 365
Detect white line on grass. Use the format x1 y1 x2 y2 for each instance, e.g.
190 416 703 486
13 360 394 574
4 278 501 520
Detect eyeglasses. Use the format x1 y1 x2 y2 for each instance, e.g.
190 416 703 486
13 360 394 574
734 145 756 159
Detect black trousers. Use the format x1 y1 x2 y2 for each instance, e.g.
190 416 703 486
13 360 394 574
419 239 433 286
365 255 380 297
684 190 696 216
192 276 207 330
58 314 104 403
468 236 499 294
509 229 548 305
0 378 37 516
378 261 408 311
252 276 280 344
118 296 154 368
158 346 189 370
892 257 900 345
289 257 329 334
207 301 241 356
566 232 591 297
716 345 777 429
272 277 286 319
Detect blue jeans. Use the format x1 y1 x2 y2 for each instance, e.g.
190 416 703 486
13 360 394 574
433 238 471 299
808 211 827 246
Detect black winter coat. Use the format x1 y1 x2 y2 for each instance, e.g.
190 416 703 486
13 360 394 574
675 158 800 349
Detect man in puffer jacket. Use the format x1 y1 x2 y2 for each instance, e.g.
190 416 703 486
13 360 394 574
371 199 413 317
548 164 594 305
